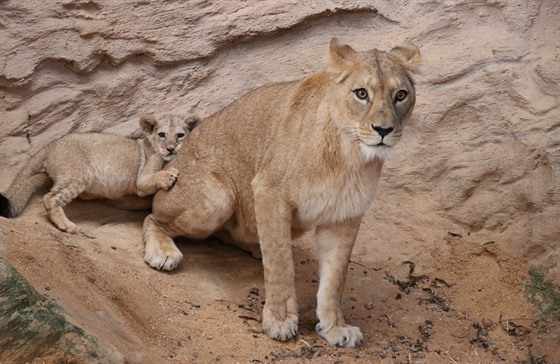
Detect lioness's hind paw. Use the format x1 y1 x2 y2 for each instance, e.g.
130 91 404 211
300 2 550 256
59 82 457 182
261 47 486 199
316 323 363 347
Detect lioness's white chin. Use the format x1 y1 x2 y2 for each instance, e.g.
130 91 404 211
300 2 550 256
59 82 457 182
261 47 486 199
359 143 391 162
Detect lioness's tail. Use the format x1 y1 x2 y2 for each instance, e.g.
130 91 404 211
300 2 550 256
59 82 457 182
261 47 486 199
0 148 51 218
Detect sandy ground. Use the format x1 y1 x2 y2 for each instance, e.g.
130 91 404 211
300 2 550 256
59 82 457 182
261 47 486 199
0 196 558 363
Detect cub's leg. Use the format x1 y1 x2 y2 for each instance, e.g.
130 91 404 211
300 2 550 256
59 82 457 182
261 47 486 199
253 184 298 341
315 218 363 347
43 179 89 234
137 168 179 197
136 154 179 197
143 172 235 271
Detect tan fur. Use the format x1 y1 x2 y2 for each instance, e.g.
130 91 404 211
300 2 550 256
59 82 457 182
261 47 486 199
0 113 199 235
143 39 420 346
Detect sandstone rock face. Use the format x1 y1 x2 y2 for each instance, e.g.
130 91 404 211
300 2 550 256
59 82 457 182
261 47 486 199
0 1 558 282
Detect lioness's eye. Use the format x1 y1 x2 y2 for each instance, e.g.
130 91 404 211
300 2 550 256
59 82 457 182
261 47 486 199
176 133 185 139
395 90 408 102
353 88 369 101
157 132 166 138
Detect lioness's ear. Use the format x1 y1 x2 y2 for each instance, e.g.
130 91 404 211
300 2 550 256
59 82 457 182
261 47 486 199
329 38 357 63
184 114 201 132
327 38 356 82
139 114 158 134
390 42 421 72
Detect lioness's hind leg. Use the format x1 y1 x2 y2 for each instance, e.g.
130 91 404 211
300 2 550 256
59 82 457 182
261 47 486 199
143 214 183 271
44 179 87 234
144 171 236 271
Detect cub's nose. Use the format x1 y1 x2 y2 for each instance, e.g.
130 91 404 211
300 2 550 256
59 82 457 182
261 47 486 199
166 146 175 152
372 125 394 138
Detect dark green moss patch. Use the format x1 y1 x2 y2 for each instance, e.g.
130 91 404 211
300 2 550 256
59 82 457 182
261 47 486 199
0 257 123 363
525 267 560 320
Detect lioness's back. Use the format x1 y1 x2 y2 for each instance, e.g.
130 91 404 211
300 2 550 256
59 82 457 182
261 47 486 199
159 81 301 239
172 82 298 170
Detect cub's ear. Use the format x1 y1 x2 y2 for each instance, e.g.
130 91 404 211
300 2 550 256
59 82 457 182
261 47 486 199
390 42 421 72
184 114 201 132
139 114 158 134
327 38 357 82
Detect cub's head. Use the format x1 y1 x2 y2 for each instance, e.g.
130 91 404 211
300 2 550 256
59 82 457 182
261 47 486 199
327 38 420 161
139 113 200 161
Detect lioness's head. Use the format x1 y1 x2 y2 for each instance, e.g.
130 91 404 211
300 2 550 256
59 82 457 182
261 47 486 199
139 113 200 161
328 38 420 161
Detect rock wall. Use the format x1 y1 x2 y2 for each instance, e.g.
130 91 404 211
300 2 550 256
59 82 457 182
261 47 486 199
1 0 558 282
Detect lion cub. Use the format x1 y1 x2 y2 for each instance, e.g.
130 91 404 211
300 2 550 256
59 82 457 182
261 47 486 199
0 113 199 234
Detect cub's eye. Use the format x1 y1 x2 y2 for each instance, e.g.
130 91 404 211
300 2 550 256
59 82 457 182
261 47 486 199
157 132 166 138
394 90 408 102
176 133 185 139
353 88 369 101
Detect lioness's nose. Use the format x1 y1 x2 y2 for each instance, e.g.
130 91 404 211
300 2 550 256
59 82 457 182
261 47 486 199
372 125 394 138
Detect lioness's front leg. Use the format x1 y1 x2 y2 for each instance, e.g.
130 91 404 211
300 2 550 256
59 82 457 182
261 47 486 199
253 185 298 341
315 218 363 347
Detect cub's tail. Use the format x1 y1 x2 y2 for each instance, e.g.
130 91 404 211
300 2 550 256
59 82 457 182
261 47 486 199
0 148 51 218
0 194 13 217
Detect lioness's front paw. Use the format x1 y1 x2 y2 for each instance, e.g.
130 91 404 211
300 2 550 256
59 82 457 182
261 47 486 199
159 168 179 190
316 322 363 347
144 244 183 271
263 313 298 341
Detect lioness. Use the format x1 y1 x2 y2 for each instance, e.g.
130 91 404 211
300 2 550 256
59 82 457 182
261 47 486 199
143 39 420 346
0 113 199 235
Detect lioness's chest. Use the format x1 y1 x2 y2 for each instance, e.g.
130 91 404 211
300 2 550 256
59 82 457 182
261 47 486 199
293 165 381 228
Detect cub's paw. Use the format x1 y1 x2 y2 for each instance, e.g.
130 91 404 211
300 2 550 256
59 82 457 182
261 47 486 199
79 228 96 239
54 220 79 235
144 245 183 271
159 168 180 190
316 322 363 347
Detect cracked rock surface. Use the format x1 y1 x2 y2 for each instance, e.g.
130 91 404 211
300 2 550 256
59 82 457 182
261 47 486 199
1 0 557 281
